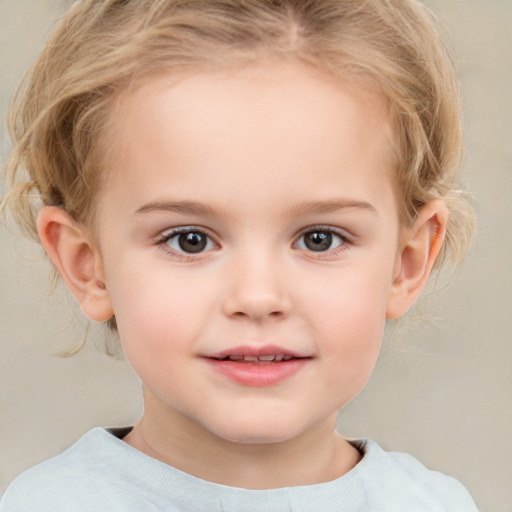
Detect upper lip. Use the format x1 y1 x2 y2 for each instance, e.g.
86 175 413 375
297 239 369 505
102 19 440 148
204 344 312 360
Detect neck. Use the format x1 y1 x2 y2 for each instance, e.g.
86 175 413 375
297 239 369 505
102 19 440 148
124 392 361 489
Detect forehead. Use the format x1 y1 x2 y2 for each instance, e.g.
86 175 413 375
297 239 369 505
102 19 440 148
98 62 396 218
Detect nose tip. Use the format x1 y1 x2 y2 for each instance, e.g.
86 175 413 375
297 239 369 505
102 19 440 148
221 261 290 322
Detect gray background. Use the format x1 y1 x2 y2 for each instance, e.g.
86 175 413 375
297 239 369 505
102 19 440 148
1 1 511 511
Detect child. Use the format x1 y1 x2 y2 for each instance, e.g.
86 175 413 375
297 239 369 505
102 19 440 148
0 0 478 510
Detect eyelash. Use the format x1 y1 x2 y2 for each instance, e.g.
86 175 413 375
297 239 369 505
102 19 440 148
156 225 352 261
156 226 218 262
293 225 351 259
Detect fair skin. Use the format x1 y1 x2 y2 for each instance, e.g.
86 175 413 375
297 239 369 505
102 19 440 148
38 62 447 489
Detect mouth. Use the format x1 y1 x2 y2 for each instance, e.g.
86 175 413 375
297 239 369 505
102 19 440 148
203 345 312 387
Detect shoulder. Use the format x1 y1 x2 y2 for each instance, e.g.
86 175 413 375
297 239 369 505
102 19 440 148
350 439 478 512
0 428 141 512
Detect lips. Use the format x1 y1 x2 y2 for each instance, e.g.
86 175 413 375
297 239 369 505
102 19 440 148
203 345 311 387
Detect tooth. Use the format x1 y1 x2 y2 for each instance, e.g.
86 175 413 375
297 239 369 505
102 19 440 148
243 355 258 362
258 355 275 361
228 355 244 361
283 355 293 361
275 355 284 362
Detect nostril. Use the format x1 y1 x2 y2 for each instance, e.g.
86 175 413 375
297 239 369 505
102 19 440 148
229 309 285 321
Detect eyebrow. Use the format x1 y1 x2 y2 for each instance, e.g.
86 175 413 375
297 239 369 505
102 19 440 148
135 200 216 216
287 199 377 216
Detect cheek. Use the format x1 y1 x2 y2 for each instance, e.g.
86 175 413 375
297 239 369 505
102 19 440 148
303 269 390 373
306 268 390 334
108 268 214 362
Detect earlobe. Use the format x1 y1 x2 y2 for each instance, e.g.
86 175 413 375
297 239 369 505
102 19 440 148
37 206 114 322
386 200 449 319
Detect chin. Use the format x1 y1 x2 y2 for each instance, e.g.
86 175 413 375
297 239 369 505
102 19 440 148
209 416 306 446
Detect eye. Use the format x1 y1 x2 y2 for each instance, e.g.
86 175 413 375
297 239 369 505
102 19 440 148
295 228 346 252
161 228 216 254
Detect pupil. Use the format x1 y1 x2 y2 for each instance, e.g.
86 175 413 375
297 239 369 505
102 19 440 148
305 231 332 252
178 232 207 253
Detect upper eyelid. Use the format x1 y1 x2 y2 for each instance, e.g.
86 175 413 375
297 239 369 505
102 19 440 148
159 225 215 240
294 225 352 241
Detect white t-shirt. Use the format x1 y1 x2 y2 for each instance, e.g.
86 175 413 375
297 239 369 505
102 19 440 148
0 427 477 511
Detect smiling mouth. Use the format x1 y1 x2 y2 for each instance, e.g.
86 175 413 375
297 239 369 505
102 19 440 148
204 346 311 386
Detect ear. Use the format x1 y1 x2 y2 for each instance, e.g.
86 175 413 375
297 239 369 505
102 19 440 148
37 206 114 322
386 200 449 319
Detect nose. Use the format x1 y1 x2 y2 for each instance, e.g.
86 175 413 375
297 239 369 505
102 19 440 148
221 252 291 322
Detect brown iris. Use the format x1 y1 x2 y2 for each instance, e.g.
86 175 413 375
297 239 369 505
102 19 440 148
303 231 333 252
178 232 208 253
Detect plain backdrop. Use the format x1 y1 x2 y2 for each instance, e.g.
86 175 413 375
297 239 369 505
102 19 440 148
1 1 511 511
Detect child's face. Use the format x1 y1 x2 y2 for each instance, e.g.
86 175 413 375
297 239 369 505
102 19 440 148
95 63 401 444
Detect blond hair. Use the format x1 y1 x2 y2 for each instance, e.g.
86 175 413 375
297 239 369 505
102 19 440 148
2 0 475 270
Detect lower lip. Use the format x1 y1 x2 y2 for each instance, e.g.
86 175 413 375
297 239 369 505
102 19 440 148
204 358 309 387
